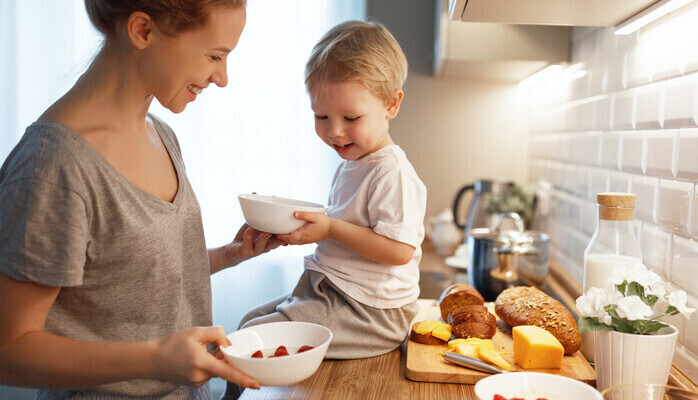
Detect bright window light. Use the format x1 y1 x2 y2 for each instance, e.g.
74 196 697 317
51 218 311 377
615 0 695 35
519 65 563 88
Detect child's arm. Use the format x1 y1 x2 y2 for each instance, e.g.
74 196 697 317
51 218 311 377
277 211 415 265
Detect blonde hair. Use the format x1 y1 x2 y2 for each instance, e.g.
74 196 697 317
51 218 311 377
305 20 408 105
85 0 246 38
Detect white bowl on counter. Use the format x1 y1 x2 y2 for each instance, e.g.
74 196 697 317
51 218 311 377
474 372 602 400
238 193 327 234
220 321 333 386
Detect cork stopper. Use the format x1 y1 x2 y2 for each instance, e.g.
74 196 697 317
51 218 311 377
596 192 636 221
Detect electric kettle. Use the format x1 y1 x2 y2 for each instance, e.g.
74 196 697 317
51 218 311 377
452 179 514 237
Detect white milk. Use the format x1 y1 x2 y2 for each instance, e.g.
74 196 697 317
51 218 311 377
580 253 641 361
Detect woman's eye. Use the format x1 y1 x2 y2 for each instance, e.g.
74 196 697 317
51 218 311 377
209 55 223 62
344 116 360 122
314 115 327 120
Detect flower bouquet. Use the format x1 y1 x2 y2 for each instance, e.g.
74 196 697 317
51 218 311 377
575 262 695 391
576 263 694 335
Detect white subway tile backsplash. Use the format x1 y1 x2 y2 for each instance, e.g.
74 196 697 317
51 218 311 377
534 18 698 373
641 224 670 275
601 132 621 169
609 171 631 193
595 96 612 131
588 169 609 201
683 295 698 359
671 236 698 294
663 75 698 129
613 92 635 130
645 130 677 178
635 83 664 130
677 128 698 180
657 180 694 236
630 175 658 222
620 132 645 174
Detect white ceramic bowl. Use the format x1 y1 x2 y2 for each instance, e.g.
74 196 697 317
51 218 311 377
220 321 333 386
474 372 602 400
238 193 327 234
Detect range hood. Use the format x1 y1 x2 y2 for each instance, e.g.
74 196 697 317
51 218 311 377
448 0 661 26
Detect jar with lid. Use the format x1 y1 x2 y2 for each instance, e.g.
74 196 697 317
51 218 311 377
580 192 643 361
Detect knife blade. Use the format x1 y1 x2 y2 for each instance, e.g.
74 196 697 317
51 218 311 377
443 351 506 374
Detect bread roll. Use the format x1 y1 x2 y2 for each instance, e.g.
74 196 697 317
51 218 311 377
494 286 581 355
449 305 497 339
438 283 484 322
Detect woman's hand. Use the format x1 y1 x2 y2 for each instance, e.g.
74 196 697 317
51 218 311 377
277 212 332 245
152 326 260 389
210 223 286 273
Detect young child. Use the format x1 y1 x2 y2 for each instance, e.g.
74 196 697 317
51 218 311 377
231 18 425 376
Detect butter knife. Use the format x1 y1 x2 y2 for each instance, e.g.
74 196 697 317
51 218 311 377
443 351 506 374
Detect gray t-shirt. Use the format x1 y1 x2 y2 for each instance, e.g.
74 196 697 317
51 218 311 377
0 116 212 397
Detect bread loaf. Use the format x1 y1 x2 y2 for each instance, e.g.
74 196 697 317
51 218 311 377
438 283 484 322
494 286 581 355
449 305 497 339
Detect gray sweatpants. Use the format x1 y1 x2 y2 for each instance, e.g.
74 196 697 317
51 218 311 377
222 270 417 399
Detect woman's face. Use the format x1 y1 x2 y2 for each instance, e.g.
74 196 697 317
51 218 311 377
142 7 246 113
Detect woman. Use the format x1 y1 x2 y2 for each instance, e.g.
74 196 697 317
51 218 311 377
0 1 282 398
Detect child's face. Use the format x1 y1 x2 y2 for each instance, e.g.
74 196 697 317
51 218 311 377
310 81 402 160
143 7 246 113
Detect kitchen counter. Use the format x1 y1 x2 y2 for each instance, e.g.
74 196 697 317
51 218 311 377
239 243 697 399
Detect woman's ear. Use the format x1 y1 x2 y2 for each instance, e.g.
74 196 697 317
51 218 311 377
386 89 404 120
125 11 153 50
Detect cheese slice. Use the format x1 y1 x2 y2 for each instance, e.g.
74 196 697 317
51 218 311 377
413 319 443 335
513 325 564 369
431 323 452 342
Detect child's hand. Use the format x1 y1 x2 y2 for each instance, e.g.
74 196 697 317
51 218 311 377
277 212 332 245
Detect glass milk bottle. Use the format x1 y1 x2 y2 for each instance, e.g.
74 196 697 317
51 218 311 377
580 193 642 361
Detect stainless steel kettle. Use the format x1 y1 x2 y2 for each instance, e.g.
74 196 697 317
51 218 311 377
452 179 514 237
467 212 550 301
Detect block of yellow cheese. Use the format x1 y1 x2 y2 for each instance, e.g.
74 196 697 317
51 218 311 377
513 325 564 369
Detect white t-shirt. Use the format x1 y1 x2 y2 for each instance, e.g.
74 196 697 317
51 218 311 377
304 145 427 309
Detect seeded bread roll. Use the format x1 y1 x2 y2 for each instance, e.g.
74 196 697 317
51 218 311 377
494 286 581 355
438 284 485 322
448 305 497 339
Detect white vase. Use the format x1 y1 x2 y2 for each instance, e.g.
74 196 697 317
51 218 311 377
594 324 678 392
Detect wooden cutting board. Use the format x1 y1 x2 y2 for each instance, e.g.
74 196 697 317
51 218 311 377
405 299 596 384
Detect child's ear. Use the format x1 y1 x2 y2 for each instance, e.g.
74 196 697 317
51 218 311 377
386 89 404 119
125 11 154 50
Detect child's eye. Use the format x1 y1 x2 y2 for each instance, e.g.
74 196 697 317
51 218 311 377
344 116 360 122
314 115 328 120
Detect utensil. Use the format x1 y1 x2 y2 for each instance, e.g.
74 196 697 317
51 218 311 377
467 212 550 301
452 179 514 235
443 351 505 374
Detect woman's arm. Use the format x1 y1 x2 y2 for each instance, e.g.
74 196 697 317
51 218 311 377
0 275 259 389
208 223 286 275
277 212 415 265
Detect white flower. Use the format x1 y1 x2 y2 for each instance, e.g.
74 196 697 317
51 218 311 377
577 287 616 324
608 263 662 289
616 296 653 321
667 290 696 318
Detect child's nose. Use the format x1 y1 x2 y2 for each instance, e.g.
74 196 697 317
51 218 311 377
328 121 343 138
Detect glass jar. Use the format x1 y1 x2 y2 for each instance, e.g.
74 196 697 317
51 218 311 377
580 192 643 361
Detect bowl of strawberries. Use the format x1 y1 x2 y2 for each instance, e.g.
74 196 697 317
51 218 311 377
220 321 333 386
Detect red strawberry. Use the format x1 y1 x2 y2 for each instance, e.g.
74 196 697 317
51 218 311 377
273 345 289 357
251 350 263 358
298 345 315 353
493 395 507 400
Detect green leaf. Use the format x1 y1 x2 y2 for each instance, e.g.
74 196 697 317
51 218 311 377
641 320 668 334
616 281 628 296
627 281 645 298
577 317 614 332
666 305 677 314
646 294 659 308
605 304 620 320
615 318 636 334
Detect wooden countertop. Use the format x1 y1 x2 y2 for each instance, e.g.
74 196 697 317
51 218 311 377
240 243 697 399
